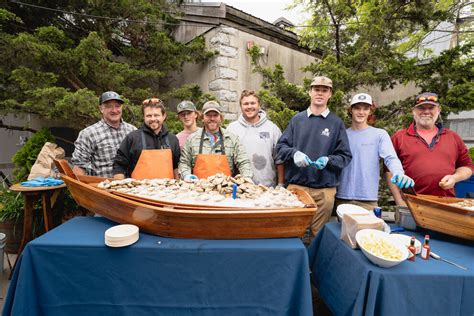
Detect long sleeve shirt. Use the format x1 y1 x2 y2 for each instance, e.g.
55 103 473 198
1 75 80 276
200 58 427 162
276 109 352 188
178 127 253 178
336 126 404 201
71 119 136 177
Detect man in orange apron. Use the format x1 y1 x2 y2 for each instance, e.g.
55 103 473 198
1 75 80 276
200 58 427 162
113 98 180 179
178 101 252 181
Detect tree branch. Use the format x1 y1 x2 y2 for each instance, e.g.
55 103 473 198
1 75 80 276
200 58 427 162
0 121 74 145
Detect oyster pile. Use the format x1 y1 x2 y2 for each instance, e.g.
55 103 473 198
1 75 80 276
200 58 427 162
97 173 304 208
450 199 474 211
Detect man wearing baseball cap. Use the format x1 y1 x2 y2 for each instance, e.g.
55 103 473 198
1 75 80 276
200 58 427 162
179 100 252 181
388 92 472 201
335 93 414 210
71 91 136 177
176 100 199 149
276 76 352 241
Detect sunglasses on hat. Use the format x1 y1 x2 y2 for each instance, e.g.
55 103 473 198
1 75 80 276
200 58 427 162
415 95 438 104
143 98 163 105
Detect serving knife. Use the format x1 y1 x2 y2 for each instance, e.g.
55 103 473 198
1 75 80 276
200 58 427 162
430 251 467 270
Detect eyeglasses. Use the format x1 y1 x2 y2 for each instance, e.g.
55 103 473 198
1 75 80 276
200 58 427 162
416 95 438 104
142 98 163 106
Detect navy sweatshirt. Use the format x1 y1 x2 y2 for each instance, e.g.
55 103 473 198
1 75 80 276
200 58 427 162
276 110 352 188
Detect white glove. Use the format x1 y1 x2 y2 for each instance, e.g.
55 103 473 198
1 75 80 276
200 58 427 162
275 183 285 189
184 174 199 182
293 151 310 168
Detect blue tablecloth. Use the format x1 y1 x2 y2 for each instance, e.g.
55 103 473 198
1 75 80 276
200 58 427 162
4 217 312 316
308 222 474 316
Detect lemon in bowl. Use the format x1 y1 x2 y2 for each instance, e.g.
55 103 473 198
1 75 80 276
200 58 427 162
355 229 409 268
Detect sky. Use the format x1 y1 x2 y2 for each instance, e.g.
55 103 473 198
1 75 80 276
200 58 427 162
200 0 309 25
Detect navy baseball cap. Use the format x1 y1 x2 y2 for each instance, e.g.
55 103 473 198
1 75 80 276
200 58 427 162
99 91 124 105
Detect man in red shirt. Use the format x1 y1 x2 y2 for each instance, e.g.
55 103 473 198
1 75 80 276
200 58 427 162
387 92 472 204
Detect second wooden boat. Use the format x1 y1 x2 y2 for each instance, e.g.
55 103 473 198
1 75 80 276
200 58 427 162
404 193 474 241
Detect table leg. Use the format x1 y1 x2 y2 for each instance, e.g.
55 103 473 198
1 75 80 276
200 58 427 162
10 193 36 279
42 192 53 232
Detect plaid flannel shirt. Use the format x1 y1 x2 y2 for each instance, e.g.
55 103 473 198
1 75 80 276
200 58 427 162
71 119 136 177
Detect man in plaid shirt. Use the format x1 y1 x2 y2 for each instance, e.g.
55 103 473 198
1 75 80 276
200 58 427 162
71 91 136 177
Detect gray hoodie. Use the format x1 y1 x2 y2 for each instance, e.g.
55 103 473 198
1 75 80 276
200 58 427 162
227 110 282 186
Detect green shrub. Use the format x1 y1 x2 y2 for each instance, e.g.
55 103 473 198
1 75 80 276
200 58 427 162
0 188 24 222
469 147 474 163
12 128 55 182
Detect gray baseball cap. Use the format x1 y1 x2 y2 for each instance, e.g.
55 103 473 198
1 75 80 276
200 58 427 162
177 100 197 113
99 91 124 105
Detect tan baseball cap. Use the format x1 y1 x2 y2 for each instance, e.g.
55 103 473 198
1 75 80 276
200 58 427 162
202 101 222 114
310 76 333 89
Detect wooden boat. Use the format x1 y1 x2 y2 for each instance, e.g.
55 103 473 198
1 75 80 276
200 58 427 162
404 193 474 241
54 160 315 239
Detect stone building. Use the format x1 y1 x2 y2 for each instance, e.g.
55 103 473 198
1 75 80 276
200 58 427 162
171 2 321 119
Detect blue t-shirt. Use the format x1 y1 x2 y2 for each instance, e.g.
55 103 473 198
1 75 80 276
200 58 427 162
336 126 404 201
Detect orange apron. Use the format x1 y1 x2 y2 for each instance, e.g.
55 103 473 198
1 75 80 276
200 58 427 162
193 129 231 179
131 131 174 179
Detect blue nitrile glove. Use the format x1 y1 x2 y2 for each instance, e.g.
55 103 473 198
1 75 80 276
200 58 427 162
21 176 64 187
184 174 199 182
391 173 415 189
314 156 329 170
293 151 310 168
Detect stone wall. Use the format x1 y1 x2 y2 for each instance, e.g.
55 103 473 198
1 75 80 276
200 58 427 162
172 25 318 119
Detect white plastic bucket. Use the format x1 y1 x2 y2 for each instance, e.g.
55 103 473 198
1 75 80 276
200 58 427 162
0 233 6 272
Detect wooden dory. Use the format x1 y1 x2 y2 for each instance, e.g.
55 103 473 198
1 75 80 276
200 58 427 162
60 174 316 239
404 193 474 241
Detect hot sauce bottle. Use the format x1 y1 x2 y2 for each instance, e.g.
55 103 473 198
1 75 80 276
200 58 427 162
421 235 430 260
408 237 416 261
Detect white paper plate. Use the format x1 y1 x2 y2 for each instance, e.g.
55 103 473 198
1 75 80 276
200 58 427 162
389 234 422 254
105 224 139 247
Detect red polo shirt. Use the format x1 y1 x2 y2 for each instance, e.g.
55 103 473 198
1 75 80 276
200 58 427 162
391 123 472 197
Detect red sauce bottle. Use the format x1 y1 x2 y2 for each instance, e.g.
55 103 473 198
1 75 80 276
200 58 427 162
408 237 416 261
421 235 430 260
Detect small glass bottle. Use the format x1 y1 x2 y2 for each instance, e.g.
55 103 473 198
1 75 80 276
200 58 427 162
408 237 416 261
373 207 382 218
421 235 430 260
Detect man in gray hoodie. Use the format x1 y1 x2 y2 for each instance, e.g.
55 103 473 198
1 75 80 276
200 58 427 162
227 90 284 187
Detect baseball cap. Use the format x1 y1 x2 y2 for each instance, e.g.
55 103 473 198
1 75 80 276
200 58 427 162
99 91 124 105
202 101 222 114
177 100 197 113
350 93 373 106
414 92 439 107
310 76 333 88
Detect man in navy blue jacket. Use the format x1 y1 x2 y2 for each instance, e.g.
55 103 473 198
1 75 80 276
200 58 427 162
276 76 352 240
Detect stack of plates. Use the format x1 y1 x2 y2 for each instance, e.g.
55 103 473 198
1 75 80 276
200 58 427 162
105 224 139 247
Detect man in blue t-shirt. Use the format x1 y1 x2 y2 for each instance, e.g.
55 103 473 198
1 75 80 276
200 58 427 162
335 93 414 211
276 76 352 240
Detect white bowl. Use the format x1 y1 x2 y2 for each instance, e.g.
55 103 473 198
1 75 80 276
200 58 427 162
389 234 421 254
355 229 409 268
336 204 370 220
